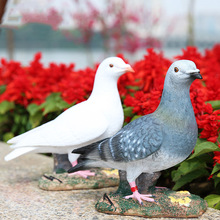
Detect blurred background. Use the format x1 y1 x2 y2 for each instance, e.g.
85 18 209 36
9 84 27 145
0 0 220 68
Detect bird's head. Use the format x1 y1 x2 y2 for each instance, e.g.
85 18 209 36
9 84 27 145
167 60 202 85
96 57 134 80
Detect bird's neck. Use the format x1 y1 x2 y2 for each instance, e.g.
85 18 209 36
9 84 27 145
88 75 120 103
156 79 194 118
87 76 124 132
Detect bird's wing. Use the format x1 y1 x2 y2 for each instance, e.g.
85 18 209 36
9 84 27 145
107 115 163 162
9 102 109 149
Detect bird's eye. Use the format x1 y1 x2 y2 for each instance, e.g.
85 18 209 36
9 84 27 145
109 64 114 68
174 67 179 72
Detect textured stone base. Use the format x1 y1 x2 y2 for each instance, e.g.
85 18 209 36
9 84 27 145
95 187 208 218
38 168 119 191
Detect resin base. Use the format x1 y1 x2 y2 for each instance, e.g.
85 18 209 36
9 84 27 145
95 187 207 218
38 168 119 191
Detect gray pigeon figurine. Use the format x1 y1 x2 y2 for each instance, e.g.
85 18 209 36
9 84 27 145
68 60 202 204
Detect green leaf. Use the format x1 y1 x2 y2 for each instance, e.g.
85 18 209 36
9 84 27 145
29 111 43 128
21 115 28 125
14 114 21 124
214 202 220 210
195 138 206 145
214 177 220 188
0 101 15 114
27 104 43 128
206 100 220 110
212 163 220 175
172 158 207 182
40 93 72 115
0 85 6 94
123 107 133 117
131 115 142 122
126 85 140 91
172 169 209 190
3 132 14 142
204 194 220 209
27 103 41 116
188 141 220 160
0 114 9 124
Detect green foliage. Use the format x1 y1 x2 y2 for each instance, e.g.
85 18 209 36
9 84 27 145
211 163 220 175
123 106 142 124
206 100 220 110
170 138 220 208
0 93 74 140
123 106 133 118
204 194 220 209
171 139 220 191
190 140 220 159
0 85 6 94
3 132 14 142
40 93 73 115
172 166 209 191
0 101 15 114
27 104 43 128
131 115 142 122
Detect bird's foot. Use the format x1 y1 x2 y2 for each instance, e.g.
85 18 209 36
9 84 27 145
68 170 95 178
124 191 154 205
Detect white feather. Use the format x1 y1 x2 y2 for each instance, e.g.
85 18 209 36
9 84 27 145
5 147 37 161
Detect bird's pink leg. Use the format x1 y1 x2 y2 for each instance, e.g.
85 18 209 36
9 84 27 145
124 181 155 205
68 161 95 178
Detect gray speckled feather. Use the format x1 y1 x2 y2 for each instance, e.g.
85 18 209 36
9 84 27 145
69 60 202 183
105 115 163 162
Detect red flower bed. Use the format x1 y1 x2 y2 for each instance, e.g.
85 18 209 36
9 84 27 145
0 53 96 106
0 46 220 203
0 47 219 144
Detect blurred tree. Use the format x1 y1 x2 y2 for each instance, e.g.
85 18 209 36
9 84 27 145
187 0 195 46
0 0 14 60
63 0 162 62
0 0 7 23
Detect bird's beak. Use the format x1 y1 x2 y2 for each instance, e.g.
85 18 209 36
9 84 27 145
188 69 202 79
124 65 135 73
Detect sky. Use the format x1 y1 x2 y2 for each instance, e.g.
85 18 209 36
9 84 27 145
3 0 220 28
96 0 220 16
156 0 220 15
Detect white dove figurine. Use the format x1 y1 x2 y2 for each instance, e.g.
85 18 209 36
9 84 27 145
5 57 134 178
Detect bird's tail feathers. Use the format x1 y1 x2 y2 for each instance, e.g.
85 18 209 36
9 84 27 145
7 136 20 144
7 131 30 145
68 138 111 174
72 138 109 160
4 147 36 161
71 142 97 156
68 158 92 173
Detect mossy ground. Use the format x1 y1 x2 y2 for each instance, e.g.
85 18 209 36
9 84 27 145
95 187 208 218
38 168 119 191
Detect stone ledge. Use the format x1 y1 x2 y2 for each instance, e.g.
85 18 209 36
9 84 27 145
1 142 219 220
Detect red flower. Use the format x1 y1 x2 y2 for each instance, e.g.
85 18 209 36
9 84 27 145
198 105 220 143
0 46 220 148
213 151 220 165
121 48 170 122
